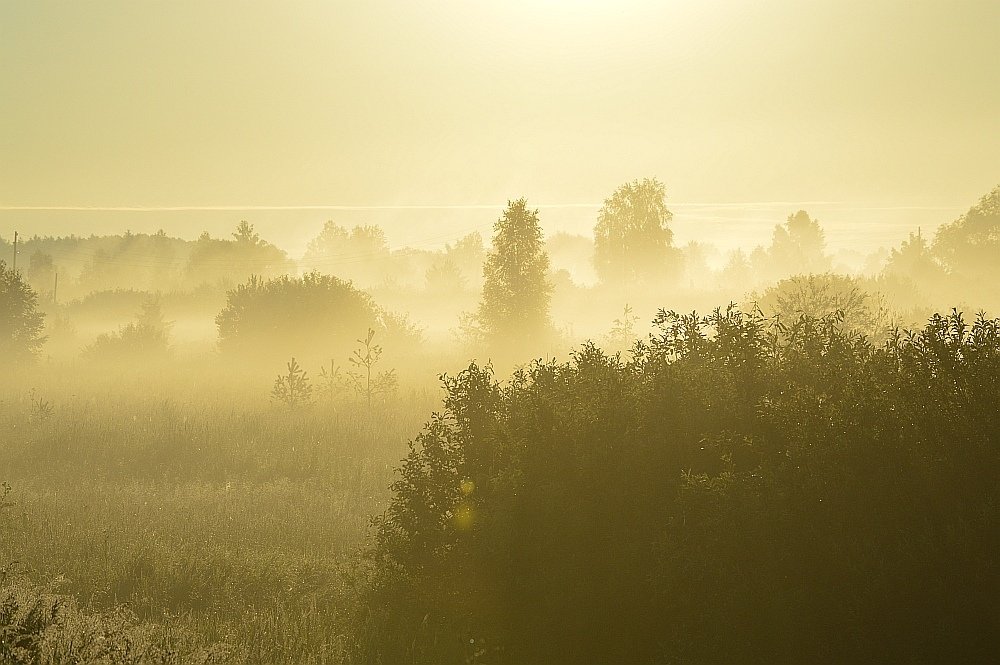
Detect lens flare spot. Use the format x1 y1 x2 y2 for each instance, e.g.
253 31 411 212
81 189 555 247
453 501 476 530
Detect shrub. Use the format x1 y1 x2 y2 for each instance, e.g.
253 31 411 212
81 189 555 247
751 272 896 340
84 297 171 364
215 271 416 365
364 307 1000 664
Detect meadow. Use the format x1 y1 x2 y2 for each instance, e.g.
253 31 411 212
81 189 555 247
1 364 438 663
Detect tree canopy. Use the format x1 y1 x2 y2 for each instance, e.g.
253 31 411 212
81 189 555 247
367 307 1000 664
932 185 1000 306
752 273 893 340
885 229 941 282
185 222 293 289
302 221 392 287
754 209 831 280
593 178 679 284
0 259 46 365
215 270 415 365
473 199 553 354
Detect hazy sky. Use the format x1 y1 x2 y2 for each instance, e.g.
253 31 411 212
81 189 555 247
2 0 998 252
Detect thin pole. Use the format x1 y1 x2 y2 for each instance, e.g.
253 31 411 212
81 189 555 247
11 230 17 273
53 272 58 303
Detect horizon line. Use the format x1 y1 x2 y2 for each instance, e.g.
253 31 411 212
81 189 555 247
0 202 964 212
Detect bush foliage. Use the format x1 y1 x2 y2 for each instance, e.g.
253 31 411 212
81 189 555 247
0 260 46 366
368 307 1000 663
215 271 416 364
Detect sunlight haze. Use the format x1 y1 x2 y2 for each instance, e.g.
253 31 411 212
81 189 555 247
3 3 1000 663
2 0 997 252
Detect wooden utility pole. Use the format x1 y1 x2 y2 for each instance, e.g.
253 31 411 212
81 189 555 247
53 272 58 304
11 230 17 273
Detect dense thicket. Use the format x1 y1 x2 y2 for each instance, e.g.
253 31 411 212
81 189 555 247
367 308 1000 664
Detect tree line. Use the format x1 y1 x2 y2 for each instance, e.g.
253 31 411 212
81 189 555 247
2 181 999 370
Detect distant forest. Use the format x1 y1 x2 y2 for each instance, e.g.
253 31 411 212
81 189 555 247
2 180 998 370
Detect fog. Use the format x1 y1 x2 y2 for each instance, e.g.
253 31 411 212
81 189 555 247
4 186 995 364
2 2 999 663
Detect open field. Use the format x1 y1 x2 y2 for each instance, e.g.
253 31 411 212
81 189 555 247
1 368 437 662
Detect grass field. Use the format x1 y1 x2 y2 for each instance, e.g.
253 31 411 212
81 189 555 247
1 364 439 663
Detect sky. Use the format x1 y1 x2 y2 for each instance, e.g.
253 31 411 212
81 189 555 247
1 0 998 255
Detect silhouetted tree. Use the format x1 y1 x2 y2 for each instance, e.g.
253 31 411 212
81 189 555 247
232 220 263 245
185 222 292 289
77 231 184 294
136 296 171 333
885 230 941 281
879 229 947 306
719 248 754 290
347 328 398 409
444 232 486 289
604 303 640 353
425 258 466 297
303 221 391 287
84 296 171 363
305 221 350 257
473 199 553 352
932 184 1000 306
25 251 55 298
757 210 831 278
593 178 679 284
0 259 46 365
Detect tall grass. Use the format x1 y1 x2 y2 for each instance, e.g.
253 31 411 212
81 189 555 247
1 363 436 663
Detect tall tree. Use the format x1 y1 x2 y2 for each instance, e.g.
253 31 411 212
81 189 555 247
232 220 264 245
25 250 56 298
475 199 553 351
185 222 292 289
0 259 46 365
764 210 831 276
932 185 1000 306
303 221 391 287
884 229 944 286
933 185 1000 273
593 178 679 284
445 231 486 289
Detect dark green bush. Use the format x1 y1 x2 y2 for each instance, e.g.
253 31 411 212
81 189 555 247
365 307 1000 664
